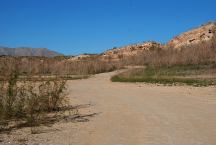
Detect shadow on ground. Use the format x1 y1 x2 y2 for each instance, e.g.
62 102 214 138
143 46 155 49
0 103 99 134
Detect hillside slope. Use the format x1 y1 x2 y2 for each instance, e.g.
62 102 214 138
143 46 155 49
97 22 216 61
0 47 62 57
167 22 216 49
100 41 161 61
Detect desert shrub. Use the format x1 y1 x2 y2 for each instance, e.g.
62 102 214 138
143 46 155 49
0 72 68 131
38 80 67 111
22 85 43 126
0 72 19 118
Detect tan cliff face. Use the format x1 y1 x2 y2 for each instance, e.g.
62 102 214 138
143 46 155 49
101 41 161 61
167 22 216 49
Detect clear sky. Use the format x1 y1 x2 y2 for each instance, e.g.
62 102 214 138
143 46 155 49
0 0 215 55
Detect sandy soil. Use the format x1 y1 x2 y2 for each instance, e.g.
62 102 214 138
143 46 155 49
1 70 216 145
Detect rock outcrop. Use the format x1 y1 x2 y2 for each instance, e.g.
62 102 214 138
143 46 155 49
167 22 216 49
101 41 161 61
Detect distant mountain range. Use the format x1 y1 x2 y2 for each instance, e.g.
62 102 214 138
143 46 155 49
0 47 63 57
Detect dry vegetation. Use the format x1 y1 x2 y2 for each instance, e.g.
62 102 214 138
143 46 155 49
111 65 216 86
2 35 215 79
122 34 216 67
0 56 120 79
0 50 122 135
112 35 216 86
0 71 70 133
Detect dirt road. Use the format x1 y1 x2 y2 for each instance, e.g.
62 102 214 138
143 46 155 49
68 71 216 145
2 70 216 145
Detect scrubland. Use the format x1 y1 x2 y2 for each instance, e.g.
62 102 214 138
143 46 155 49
112 35 216 86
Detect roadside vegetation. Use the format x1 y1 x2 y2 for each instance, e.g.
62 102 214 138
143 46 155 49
111 64 216 86
0 56 119 79
112 35 216 86
0 71 72 133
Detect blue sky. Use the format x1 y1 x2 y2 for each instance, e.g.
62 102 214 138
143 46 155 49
0 0 215 55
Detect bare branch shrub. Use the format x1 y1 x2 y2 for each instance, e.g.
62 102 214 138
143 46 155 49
38 79 67 111
0 72 68 132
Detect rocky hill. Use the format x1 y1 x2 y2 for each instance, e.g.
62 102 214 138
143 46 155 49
167 22 216 49
100 41 161 61
97 22 216 61
0 47 62 57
